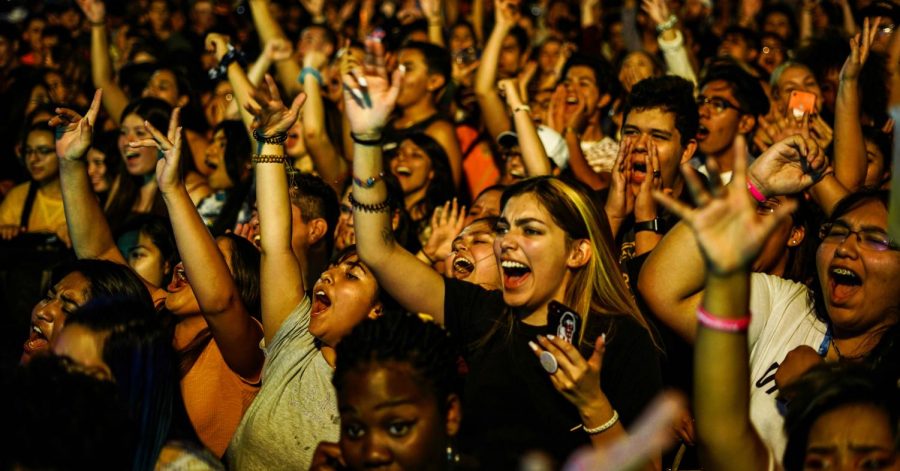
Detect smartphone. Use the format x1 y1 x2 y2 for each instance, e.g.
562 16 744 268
548 301 581 345
787 90 816 119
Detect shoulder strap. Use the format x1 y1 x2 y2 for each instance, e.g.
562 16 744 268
19 182 39 229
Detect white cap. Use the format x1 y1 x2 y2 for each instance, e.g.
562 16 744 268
497 125 570 170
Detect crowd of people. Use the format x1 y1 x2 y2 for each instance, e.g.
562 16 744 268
0 0 898 469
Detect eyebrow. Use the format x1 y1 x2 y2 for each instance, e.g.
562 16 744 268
374 398 417 410
343 260 368 273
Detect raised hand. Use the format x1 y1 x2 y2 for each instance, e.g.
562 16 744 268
531 334 608 414
49 89 102 162
634 140 663 221
75 0 105 24
128 108 183 194
641 0 672 27
300 0 326 19
841 17 880 82
245 75 307 137
654 136 797 275
604 138 635 224
422 199 467 264
205 33 230 62
497 78 524 109
747 133 826 197
342 38 402 136
265 37 294 62
421 0 443 23
546 84 568 133
303 49 328 70
494 0 522 30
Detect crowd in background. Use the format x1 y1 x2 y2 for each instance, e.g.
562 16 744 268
0 0 898 469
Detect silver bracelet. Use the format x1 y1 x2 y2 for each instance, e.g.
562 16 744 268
582 410 619 435
656 14 678 33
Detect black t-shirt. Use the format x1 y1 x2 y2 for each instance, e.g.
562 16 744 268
443 278 663 469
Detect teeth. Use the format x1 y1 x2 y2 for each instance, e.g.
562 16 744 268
315 290 326 297
396 166 412 175
566 96 578 103
453 258 474 273
32 325 43 335
501 260 527 269
831 268 857 277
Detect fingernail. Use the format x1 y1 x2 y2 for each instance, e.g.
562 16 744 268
547 334 556 340
528 341 539 352
601 333 607 343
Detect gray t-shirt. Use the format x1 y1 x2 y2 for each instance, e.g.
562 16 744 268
225 297 339 469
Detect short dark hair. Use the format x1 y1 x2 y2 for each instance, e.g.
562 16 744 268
700 60 770 117
290 173 340 255
561 53 618 98
622 76 699 147
722 25 760 52
508 25 530 54
400 40 452 95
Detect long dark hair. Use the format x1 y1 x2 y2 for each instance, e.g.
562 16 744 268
66 297 192 471
209 120 253 237
393 133 456 221
50 259 154 308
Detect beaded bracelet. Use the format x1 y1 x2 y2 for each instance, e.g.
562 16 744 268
656 14 678 33
351 133 383 146
251 154 286 164
580 410 619 435
253 128 288 145
349 193 391 213
697 306 751 333
208 45 248 81
353 172 385 188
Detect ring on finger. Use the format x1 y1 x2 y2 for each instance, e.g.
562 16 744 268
652 170 661 178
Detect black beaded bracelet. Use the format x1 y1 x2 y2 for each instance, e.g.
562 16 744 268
351 133 383 146
253 128 288 144
208 46 248 81
349 193 391 213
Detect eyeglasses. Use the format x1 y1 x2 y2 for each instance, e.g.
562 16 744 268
23 146 55 158
818 222 898 252
696 96 744 115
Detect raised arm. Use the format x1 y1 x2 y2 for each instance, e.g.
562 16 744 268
547 84 606 190
421 0 446 47
246 76 308 344
76 0 129 124
52 90 127 265
135 115 263 379
639 135 827 343
643 0 698 85
247 0 302 96
207 34 259 141
345 40 447 323
301 51 348 193
654 138 792 471
498 79 551 176
833 19 880 191
474 0 518 139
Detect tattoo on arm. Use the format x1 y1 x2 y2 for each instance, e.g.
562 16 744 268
380 227 394 245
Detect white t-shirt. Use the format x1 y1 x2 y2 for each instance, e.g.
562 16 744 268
746 273 828 462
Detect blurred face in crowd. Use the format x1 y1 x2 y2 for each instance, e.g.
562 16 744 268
757 35 786 75
298 26 334 60
697 80 755 157
23 272 91 364
335 187 356 252
205 80 235 128
529 88 554 125
205 129 234 190
816 199 900 338
498 34 525 79
119 230 170 288
538 39 562 75
390 139 435 200
718 33 757 63
0 35 15 69
143 69 186 108
23 129 59 184
147 0 172 32
338 362 460 471
26 84 50 116
24 17 45 52
310 253 381 347
803 403 900 471
863 139 889 188
44 71 69 104
500 147 526 185
619 52 657 92
774 64 822 115
762 11 792 41
565 65 606 119
396 49 443 108
752 196 804 277
286 118 308 159
190 0 216 32
449 24 476 54
466 188 503 225
621 108 695 194
86 148 110 193
450 219 500 290
119 113 159 176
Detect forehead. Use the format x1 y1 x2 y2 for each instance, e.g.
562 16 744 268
700 80 737 99
624 52 652 65
835 199 888 228
27 129 54 144
501 193 551 219
624 107 678 132
779 65 815 84
566 65 597 83
340 363 425 405
151 70 176 83
57 271 91 296
399 48 426 64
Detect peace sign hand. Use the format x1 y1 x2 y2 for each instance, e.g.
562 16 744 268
128 108 183 194
49 89 103 162
245 74 307 138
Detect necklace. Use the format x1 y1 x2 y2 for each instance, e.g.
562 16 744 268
831 337 865 361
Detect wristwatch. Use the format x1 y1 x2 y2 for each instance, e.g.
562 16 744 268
634 218 665 234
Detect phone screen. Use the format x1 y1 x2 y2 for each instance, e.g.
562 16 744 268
548 301 581 345
787 90 816 119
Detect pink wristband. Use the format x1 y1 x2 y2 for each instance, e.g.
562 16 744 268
697 306 751 332
746 180 766 203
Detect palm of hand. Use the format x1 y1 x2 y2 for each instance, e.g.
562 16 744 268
752 143 815 195
56 122 87 160
691 196 772 274
155 150 180 191
344 73 396 134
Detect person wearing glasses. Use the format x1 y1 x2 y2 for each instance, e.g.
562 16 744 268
694 60 770 184
640 132 900 465
0 123 69 245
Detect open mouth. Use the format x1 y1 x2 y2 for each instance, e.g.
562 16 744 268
501 260 531 289
829 266 862 304
204 158 219 170
124 151 143 163
395 166 412 176
566 95 578 104
312 289 332 316
452 256 475 278
696 125 709 140
167 264 188 292
630 160 648 184
23 324 49 354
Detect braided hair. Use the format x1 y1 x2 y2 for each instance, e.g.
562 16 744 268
333 311 462 412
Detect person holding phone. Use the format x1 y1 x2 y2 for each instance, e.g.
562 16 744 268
346 42 663 469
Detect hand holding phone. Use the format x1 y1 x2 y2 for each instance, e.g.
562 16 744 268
787 90 816 120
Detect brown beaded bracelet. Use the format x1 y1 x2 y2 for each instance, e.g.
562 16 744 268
251 154 286 164
348 193 391 213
